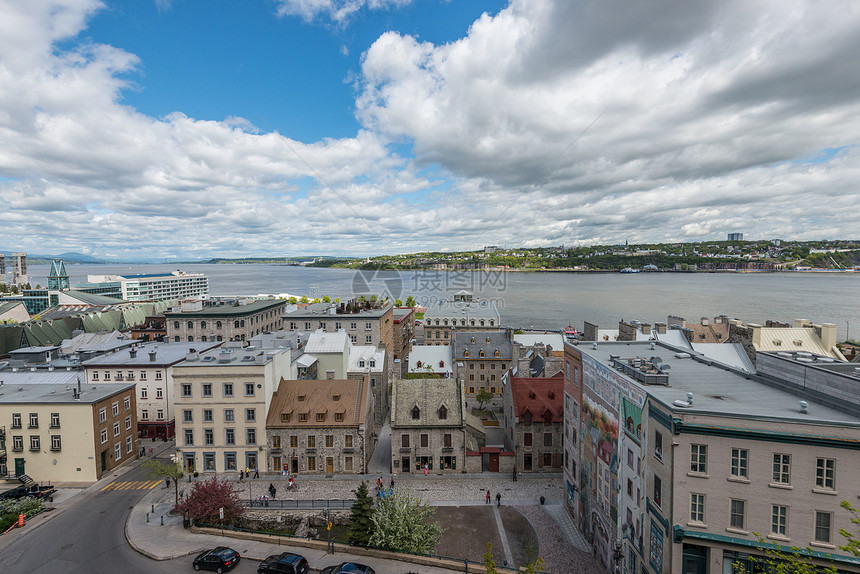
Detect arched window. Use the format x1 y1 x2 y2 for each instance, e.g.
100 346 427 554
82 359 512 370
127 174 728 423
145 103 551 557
412 406 420 420
461 319 466 326
234 320 240 328
201 336 207 342
470 319 475 326
240 320 245 327
216 321 222 329
201 321 207 329
494 350 500 358
173 321 180 329
489 319 494 326
443 319 448 325
186 321 193 329
479 350 485 358
438 405 447 420
480 320 485 326
216 335 223 341
464 350 470 358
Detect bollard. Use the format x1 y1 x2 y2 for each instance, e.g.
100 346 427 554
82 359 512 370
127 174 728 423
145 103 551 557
160 515 164 526
146 513 149 523
151 504 154 513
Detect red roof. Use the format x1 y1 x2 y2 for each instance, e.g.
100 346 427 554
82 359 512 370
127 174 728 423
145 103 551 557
509 371 564 422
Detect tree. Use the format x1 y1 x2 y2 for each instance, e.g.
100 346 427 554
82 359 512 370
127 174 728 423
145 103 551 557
334 297 340 303
323 296 331 303
731 533 838 574
142 459 185 508
369 489 443 555
840 500 860 557
348 481 375 546
395 299 403 307
483 542 543 574
288 296 298 304
475 388 494 411
405 296 416 307
312 297 321 303
299 295 309 303
175 477 244 525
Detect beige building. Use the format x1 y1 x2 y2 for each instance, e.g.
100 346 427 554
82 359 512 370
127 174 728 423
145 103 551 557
83 341 220 440
172 345 292 474
265 377 374 475
165 298 286 344
423 293 501 346
390 378 467 474
284 301 394 357
0 383 137 483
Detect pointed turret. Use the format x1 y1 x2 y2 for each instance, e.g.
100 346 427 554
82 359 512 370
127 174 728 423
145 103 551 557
47 258 70 290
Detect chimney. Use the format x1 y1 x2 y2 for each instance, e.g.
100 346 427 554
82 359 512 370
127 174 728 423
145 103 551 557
186 348 199 362
748 324 762 346
149 350 157 362
820 323 836 352
129 348 137 359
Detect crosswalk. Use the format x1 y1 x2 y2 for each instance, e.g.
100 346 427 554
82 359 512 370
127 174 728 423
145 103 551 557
100 479 162 492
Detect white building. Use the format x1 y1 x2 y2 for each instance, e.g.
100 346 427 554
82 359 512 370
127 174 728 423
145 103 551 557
86 270 209 301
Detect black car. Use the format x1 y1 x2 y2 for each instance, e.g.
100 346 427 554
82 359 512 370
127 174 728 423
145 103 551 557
192 547 241 573
257 552 310 574
319 562 375 574
0 483 56 501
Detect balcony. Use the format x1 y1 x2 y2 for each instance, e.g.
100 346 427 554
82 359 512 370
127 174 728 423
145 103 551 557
342 448 354 454
399 447 412 453
305 448 316 454
442 446 454 452
270 448 282 454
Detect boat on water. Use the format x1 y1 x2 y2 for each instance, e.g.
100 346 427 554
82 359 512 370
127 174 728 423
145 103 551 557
565 325 579 341
620 267 640 273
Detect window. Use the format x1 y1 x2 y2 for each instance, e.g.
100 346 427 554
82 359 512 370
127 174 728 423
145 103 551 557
245 408 256 422
444 433 452 448
325 435 334 448
125 416 132 431
731 448 748 479
308 456 316 471
140 371 147 380
290 435 298 448
156 409 164 420
204 429 213 445
654 431 663 461
50 413 60 428
156 387 163 399
101 428 108 444
544 433 553 447
401 434 410 448
99 408 107 423
184 429 194 445
225 428 235 445
335 321 342 330
187 336 193 342
124 397 131 411
654 476 662 507
203 409 213 422
730 499 746 530
183 410 193 423
628 448 634 468
30 436 40 451
11 413 21 428
420 434 429 447
187 320 193 329
225 452 237 470
12 436 23 451
202 384 212 397
815 458 835 490
345 456 353 471
350 335 357 343
350 322 357 330
365 322 372 330
345 434 353 448
223 383 233 397
298 413 307 422
155 371 162 380
690 444 707 474
245 383 255 396
126 436 133 454
174 321 180 329
690 494 705 523
771 505 788 536
111 402 119 416
524 432 533 447
141 409 148 420
272 435 281 449
772 453 791 485
365 335 372 344
51 435 62 451
335 412 344 422
200 320 207 329
815 511 832 543
225 409 234 422
104 371 110 380
141 388 148 399
307 435 316 448
247 428 256 445
181 384 192 397
115 443 122 461
412 406 420 420
92 371 99 381
216 321 222 329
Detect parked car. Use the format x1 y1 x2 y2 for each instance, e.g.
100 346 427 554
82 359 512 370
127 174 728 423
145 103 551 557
257 552 310 574
319 563 375 574
192 547 241 573
0 483 56 501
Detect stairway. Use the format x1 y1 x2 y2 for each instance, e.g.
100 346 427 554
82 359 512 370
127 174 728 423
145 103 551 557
17 474 33 485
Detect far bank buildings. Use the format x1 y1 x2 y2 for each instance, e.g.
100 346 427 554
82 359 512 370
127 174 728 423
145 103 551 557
562 329 860 574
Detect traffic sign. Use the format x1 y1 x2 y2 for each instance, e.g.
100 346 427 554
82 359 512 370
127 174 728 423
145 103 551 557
327 522 332 531
219 507 224 520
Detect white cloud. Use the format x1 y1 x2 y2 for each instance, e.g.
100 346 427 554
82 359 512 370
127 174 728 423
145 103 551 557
274 0 412 24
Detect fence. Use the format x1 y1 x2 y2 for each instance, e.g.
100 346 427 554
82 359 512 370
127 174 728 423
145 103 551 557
242 498 355 510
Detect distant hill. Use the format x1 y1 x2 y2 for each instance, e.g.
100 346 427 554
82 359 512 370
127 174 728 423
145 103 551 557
0 251 106 265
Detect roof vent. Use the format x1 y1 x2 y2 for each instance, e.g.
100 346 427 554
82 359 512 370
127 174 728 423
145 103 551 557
649 342 655 350
686 392 694 405
592 342 598 350
799 400 809 414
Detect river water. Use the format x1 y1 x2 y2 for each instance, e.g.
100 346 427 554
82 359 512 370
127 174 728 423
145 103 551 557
26 263 860 338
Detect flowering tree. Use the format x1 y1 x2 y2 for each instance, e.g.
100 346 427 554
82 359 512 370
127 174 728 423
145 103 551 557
369 489 443 555
175 478 244 525
142 459 184 507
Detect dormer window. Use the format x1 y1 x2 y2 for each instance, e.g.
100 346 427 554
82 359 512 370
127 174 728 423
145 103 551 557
479 350 485 358
471 337 476 343
281 413 291 423
494 350 500 358
464 350 470 358
298 394 306 401
439 360 445 368
359 360 365 367
480 320 485 326
369 360 376 367
316 412 326 422
333 394 341 401
438 405 447 420
412 406 420 420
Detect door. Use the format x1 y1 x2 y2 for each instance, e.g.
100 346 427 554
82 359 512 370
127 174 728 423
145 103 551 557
489 453 499 472
524 453 532 471
325 457 334 474
291 457 298 474
184 453 195 472
14 458 25 477
683 544 707 574
401 457 410 472
100 451 107 472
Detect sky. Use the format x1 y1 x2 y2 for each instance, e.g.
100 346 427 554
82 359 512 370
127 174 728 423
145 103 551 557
0 0 859 261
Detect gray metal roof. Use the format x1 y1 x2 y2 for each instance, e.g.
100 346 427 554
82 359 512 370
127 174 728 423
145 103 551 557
425 298 500 320
164 299 284 317
575 341 860 424
0 382 134 404
83 341 221 367
0 368 83 386
453 331 513 359
284 302 392 319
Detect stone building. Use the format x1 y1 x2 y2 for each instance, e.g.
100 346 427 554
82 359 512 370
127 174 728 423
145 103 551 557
283 301 394 357
422 292 501 346
390 378 467 474
165 298 285 344
392 307 415 361
452 330 513 396
265 377 374 475
501 370 564 474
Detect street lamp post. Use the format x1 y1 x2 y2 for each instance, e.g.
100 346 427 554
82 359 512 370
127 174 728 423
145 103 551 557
613 540 624 574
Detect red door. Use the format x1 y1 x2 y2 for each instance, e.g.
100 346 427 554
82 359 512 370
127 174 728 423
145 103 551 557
489 453 499 472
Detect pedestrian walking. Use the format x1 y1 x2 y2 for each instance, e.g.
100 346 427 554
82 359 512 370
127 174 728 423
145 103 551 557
495 492 501 507
245 467 250 477
239 469 244 482
263 494 269 507
253 467 259 479
377 476 383 490
390 475 395 489
485 490 491 504
165 478 170 489
148 448 153 456
424 463 428 476
269 483 276 499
